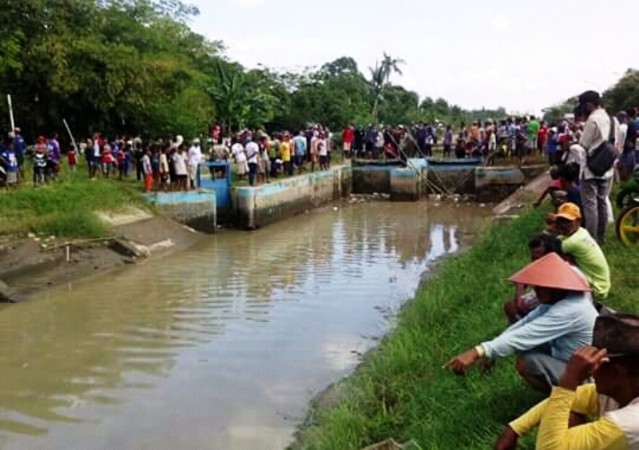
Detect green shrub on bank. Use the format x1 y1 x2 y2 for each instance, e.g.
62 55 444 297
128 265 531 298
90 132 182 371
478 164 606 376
294 210 639 450
37 211 109 239
0 171 144 238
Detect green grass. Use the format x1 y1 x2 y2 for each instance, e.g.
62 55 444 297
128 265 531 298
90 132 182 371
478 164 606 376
0 165 145 238
293 209 639 450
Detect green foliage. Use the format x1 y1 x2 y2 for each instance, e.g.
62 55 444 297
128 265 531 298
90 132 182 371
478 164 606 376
0 167 144 237
0 0 217 139
604 69 639 113
0 2 509 140
293 210 639 449
544 67 639 123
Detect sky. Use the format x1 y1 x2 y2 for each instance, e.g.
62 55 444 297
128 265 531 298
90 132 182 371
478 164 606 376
190 0 639 115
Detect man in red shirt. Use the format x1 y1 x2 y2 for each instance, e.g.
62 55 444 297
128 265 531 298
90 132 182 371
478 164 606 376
342 124 354 160
537 122 549 155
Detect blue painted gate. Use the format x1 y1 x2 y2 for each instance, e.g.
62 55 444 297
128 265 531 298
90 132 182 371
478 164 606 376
197 161 232 223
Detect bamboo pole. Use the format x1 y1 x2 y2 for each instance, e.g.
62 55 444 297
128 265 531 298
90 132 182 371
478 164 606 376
7 94 15 132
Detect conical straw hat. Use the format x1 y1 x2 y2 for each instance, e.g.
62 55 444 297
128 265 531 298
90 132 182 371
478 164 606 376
508 252 590 292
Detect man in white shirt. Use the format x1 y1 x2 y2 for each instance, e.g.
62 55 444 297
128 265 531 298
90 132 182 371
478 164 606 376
574 91 614 244
245 136 259 186
187 138 202 189
231 139 247 180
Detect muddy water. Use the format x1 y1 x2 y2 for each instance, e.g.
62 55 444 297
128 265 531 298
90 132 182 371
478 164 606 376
0 202 489 450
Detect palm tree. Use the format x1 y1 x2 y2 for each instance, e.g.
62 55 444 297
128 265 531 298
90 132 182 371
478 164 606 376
380 52 405 84
369 53 405 123
369 62 385 123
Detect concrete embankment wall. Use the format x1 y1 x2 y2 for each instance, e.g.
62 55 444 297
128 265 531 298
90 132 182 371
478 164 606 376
474 165 546 203
151 162 547 231
148 191 217 233
352 159 546 203
232 165 352 229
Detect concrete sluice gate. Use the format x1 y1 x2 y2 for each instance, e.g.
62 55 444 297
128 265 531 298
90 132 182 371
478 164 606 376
352 158 545 203
149 160 545 231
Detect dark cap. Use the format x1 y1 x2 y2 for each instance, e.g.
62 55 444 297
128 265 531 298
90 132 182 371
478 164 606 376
578 90 602 107
593 313 639 356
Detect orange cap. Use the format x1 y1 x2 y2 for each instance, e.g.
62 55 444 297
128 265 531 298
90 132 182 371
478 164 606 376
554 202 581 221
509 252 590 292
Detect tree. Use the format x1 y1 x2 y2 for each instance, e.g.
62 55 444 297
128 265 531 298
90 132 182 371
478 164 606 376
368 52 405 123
209 63 279 133
604 69 639 113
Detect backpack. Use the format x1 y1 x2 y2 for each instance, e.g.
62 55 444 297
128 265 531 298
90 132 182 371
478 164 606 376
586 115 617 177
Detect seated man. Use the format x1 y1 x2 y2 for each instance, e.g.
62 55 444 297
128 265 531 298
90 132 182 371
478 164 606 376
503 234 564 323
495 313 639 450
553 202 611 299
446 253 597 393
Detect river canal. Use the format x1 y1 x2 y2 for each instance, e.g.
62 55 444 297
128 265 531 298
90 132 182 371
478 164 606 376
0 201 490 449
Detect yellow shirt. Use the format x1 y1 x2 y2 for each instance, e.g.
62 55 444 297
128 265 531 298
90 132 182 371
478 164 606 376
510 385 628 450
280 141 291 162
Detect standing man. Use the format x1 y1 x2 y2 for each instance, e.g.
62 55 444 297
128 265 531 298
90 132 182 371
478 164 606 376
245 136 259 186
528 116 540 155
537 121 548 156
576 91 614 244
342 124 354 160
12 127 25 176
187 138 202 189
619 110 637 182
293 130 307 173
280 132 293 176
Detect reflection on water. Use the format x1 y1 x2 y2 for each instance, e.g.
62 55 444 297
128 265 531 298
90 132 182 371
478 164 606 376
0 202 489 449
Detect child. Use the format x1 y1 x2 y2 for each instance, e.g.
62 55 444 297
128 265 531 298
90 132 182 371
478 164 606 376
557 163 583 217
533 166 562 208
33 145 48 184
101 145 115 178
67 145 77 172
141 149 153 192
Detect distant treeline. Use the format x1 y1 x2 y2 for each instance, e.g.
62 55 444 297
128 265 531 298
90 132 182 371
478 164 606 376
0 0 507 141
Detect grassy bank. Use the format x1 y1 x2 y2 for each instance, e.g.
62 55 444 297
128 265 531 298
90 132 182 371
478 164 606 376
0 167 145 239
294 209 639 449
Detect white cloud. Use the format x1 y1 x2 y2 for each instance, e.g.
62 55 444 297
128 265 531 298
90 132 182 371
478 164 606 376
490 14 511 30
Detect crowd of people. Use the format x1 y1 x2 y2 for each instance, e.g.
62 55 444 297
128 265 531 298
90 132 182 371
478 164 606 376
0 123 340 190
225 124 335 186
338 117 545 163
445 91 639 449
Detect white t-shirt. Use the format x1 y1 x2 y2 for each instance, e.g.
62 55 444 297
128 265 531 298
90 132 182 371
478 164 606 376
606 398 639 449
187 145 202 167
232 143 246 163
173 152 187 175
245 142 259 164
318 139 328 156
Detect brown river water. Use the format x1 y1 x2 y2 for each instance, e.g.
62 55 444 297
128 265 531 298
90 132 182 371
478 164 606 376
0 201 490 450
